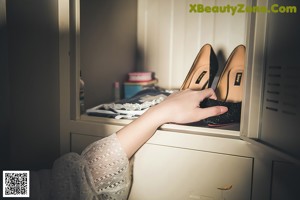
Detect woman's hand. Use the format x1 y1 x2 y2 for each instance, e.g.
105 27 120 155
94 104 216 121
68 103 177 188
149 88 228 125
117 88 228 158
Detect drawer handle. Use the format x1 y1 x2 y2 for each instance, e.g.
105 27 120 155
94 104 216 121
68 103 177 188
217 184 233 190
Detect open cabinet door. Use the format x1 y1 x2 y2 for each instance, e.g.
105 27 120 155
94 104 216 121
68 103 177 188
241 0 300 165
259 3 300 161
240 2 300 198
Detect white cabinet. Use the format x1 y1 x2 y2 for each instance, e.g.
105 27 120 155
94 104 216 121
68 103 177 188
129 143 252 200
69 129 254 200
59 1 300 200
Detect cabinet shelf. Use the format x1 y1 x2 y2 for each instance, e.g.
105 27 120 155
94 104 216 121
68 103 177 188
80 114 240 139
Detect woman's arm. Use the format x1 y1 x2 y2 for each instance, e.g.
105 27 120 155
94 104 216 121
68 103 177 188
116 88 228 159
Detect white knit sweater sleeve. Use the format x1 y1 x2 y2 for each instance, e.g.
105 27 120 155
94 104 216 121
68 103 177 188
81 133 132 199
32 133 132 200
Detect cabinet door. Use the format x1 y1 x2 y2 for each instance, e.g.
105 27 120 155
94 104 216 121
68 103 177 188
129 144 253 200
271 161 300 200
259 0 300 161
243 0 300 163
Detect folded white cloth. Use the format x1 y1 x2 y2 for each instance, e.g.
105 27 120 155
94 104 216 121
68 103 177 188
87 88 172 119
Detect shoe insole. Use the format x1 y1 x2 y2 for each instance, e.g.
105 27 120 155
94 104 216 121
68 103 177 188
187 65 209 90
217 67 243 102
216 45 245 102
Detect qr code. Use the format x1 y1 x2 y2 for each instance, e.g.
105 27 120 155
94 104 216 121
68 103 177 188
2 171 30 198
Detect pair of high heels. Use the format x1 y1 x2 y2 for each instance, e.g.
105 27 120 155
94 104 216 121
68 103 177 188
180 44 246 126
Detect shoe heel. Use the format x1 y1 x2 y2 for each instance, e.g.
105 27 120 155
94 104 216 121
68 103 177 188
209 47 218 88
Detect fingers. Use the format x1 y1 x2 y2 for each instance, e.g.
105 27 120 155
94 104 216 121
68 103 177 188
197 106 228 120
198 88 217 101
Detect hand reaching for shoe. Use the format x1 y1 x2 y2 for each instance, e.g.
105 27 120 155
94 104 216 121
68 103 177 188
117 88 228 158
150 88 228 124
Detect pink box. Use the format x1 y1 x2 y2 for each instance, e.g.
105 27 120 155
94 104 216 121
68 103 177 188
128 72 152 82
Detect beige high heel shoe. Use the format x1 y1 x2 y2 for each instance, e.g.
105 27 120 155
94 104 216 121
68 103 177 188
215 45 246 103
180 44 218 91
201 45 246 126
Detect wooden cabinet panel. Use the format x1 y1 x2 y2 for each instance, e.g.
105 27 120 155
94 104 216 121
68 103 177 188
129 144 253 200
138 0 248 89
